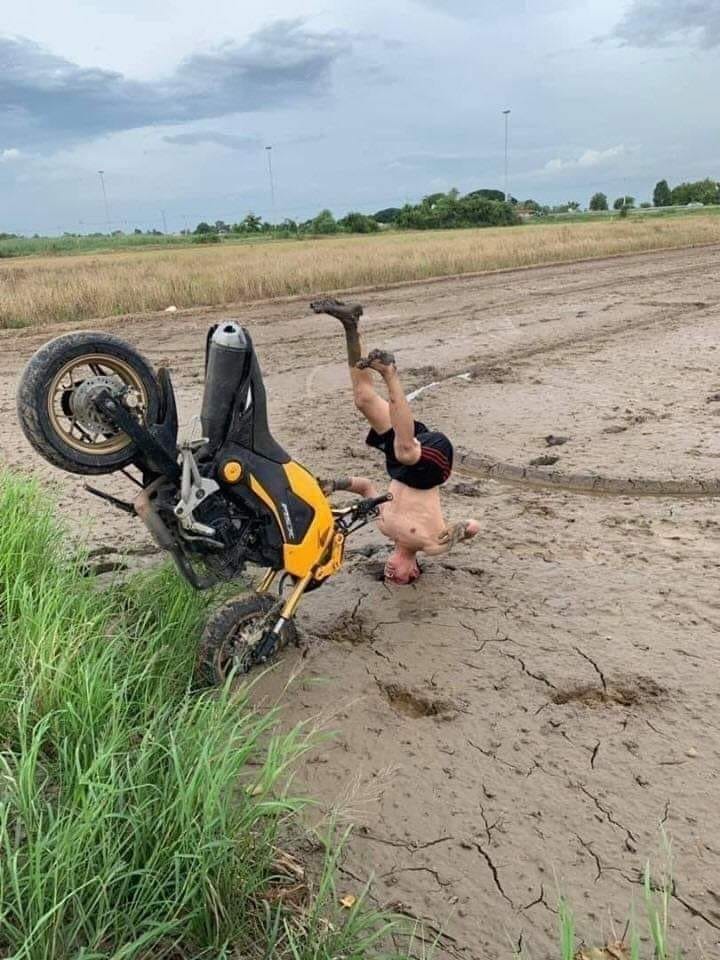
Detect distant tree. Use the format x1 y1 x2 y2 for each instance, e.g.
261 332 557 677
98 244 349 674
466 188 506 202
567 200 581 211
670 178 720 206
640 201 652 208
613 196 635 210
310 209 338 234
214 220 230 234
519 199 542 212
653 179 672 207
373 207 401 224
422 192 447 208
242 213 262 232
194 221 213 234
589 192 608 211
133 228 143 235
339 211 380 233
395 190 519 230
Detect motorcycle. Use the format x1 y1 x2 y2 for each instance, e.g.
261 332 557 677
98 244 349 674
16 322 389 683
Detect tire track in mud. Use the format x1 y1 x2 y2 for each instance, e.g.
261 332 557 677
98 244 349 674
455 449 720 498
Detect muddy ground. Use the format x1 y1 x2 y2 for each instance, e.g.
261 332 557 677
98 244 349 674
2 246 720 958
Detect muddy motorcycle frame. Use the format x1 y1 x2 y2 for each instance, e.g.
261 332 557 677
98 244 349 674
17 322 388 679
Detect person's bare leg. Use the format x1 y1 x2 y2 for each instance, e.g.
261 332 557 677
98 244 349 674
311 299 391 433
357 349 419 463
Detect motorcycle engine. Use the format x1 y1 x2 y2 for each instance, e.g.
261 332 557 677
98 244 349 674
190 493 262 580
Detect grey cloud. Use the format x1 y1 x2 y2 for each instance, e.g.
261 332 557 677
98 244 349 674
163 131 326 150
413 0 530 19
164 132 261 150
612 0 720 48
414 0 484 17
0 20 350 149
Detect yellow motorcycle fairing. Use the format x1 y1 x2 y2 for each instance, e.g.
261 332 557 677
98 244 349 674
221 449 335 579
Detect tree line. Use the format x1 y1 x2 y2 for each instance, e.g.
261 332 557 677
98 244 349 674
191 189 522 239
192 176 720 240
587 178 720 213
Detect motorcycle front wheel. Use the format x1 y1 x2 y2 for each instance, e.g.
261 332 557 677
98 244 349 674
16 331 161 475
197 594 298 686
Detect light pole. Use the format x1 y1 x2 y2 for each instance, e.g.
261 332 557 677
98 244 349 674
97 170 111 231
265 146 276 222
502 110 511 203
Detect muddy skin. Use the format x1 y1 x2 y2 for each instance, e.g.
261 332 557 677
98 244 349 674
356 348 397 371
437 519 475 549
310 298 364 324
311 298 364 365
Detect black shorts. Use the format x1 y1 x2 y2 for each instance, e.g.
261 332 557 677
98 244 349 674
366 420 453 490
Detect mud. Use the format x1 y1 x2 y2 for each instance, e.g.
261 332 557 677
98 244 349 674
2 246 720 957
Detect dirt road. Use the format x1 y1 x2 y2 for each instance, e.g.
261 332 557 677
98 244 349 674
2 246 720 957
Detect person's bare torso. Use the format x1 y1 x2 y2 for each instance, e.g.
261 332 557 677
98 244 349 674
377 479 448 555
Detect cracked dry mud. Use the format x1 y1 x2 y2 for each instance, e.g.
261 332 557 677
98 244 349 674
2 246 720 957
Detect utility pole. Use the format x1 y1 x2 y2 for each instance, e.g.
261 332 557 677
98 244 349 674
160 209 168 234
502 110 511 203
98 170 111 231
265 146 276 222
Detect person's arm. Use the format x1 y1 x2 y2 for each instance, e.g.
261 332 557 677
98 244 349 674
422 519 480 556
318 476 379 498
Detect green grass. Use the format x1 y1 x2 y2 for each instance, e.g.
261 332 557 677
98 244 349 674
533 204 720 226
3 205 718 260
0 471 695 959
0 472 409 959
0 233 198 258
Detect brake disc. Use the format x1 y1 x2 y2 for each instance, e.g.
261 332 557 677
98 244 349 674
71 376 130 435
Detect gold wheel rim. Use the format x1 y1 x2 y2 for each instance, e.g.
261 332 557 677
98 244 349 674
48 354 149 455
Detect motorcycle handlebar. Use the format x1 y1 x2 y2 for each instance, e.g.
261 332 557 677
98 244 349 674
355 493 392 516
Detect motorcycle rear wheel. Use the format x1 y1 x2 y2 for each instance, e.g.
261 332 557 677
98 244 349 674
197 594 298 686
16 331 161 475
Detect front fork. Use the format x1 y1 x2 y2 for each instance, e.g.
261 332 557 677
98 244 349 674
251 567 315 663
251 531 343 662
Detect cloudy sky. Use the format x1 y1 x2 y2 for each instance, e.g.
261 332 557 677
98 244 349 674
1 0 718 234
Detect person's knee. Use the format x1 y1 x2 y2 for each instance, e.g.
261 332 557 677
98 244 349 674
393 439 420 465
353 386 375 413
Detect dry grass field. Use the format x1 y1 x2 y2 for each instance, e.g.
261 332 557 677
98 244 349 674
2 215 719 329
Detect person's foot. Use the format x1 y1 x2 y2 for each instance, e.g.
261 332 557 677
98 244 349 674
310 298 363 325
356 348 396 374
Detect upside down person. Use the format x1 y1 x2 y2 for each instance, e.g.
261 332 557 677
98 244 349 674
311 297 479 585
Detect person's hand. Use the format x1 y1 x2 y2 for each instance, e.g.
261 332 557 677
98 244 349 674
438 520 480 548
